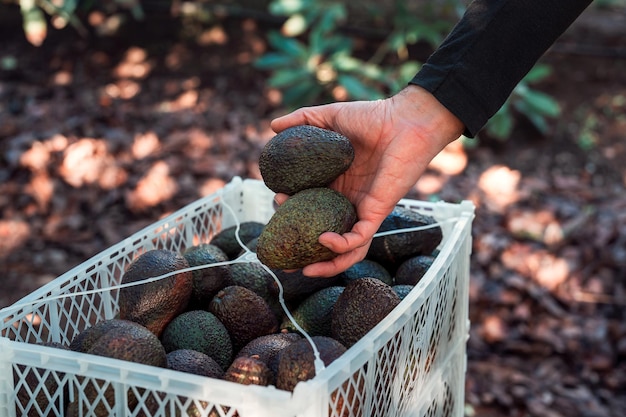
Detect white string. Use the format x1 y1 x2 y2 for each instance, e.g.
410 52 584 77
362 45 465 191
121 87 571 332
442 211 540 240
1 199 456 377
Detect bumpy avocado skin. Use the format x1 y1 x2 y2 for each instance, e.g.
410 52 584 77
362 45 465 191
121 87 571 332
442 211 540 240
281 286 345 337
210 222 265 259
209 286 279 352
367 207 442 273
276 336 347 392
259 125 355 195
118 249 192 338
160 310 233 371
331 277 401 348
256 188 357 270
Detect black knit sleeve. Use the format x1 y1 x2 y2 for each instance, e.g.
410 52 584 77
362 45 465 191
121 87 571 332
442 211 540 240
410 0 592 137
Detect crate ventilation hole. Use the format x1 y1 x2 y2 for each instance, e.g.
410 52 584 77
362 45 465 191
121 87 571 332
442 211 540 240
0 199 460 377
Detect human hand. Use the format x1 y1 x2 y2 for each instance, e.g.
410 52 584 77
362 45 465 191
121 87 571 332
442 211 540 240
270 85 465 277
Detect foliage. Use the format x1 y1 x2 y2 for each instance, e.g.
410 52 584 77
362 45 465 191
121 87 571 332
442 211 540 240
483 64 561 140
257 0 563 139
255 0 456 108
5 0 144 46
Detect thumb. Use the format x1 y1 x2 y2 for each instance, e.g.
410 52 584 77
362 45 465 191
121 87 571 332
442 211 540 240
270 104 338 133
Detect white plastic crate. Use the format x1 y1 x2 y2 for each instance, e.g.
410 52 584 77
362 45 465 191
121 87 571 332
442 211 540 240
0 176 474 417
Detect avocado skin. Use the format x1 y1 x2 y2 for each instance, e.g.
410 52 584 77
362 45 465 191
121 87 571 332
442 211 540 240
341 259 393 286
160 310 233 371
209 286 279 352
167 349 224 378
66 321 167 417
211 222 265 259
331 277 401 348
395 255 435 286
118 249 192 338
270 268 342 303
257 188 357 270
70 318 141 353
183 244 232 307
276 336 346 392
367 207 442 273
223 356 274 386
236 332 302 377
392 284 415 300
281 286 345 337
259 125 355 195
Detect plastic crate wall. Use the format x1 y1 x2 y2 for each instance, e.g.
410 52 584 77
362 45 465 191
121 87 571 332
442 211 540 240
0 177 474 417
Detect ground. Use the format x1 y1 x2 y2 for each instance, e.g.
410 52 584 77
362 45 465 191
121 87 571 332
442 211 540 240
1 4 625 417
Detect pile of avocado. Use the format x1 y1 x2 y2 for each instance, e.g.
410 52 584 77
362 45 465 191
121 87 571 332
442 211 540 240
24 126 444 416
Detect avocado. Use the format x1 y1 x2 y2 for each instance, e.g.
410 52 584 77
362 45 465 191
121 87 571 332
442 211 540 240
235 332 301 377
367 207 442 273
394 255 435 286
70 318 142 353
223 356 274 386
257 188 357 270
209 285 279 351
85 322 167 366
270 268 342 304
228 260 283 320
281 286 345 337
259 125 355 195
392 284 414 300
331 277 401 348
210 222 265 259
341 259 393 286
118 249 192 337
276 336 346 392
16 342 69 417
66 321 167 417
183 244 232 307
167 349 224 378
160 310 233 371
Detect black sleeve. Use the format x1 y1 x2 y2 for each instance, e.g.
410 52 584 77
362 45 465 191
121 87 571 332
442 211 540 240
410 0 592 137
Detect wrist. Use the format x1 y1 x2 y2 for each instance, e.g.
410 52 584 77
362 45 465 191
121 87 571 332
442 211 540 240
397 84 465 142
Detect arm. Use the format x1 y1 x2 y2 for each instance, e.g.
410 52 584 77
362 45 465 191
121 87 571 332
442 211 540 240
412 0 593 136
271 0 592 277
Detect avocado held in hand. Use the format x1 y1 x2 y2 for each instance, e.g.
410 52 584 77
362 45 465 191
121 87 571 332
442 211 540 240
257 188 357 270
259 125 355 195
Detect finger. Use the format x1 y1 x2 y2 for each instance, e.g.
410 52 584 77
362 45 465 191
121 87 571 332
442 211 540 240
270 105 337 133
273 193 289 205
270 109 311 133
302 245 369 277
318 219 379 254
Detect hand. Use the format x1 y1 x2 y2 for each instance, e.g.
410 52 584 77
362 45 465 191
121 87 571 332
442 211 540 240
270 85 465 277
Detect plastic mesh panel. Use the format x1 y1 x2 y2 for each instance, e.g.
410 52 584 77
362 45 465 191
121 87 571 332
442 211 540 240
1 178 473 417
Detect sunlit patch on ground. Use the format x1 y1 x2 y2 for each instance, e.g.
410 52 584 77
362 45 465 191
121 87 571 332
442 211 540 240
0 219 30 258
125 161 178 212
476 165 521 213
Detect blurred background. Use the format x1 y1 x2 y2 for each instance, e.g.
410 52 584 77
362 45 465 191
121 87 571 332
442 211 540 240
1 0 625 415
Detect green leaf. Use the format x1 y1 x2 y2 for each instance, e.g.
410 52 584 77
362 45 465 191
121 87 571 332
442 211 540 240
512 100 550 133
269 0 308 16
316 4 346 34
268 68 312 88
523 64 552 84
486 106 514 140
281 82 323 108
524 90 561 116
397 61 421 83
337 74 384 100
254 53 294 70
331 55 363 72
267 31 308 59
321 36 353 56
